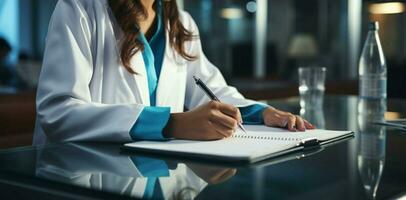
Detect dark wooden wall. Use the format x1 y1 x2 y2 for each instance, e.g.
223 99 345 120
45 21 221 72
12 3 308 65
0 91 35 149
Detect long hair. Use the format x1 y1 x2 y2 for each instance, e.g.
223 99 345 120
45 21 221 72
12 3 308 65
108 0 196 73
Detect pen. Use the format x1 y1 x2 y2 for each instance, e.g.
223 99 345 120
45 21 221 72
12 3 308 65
193 76 247 134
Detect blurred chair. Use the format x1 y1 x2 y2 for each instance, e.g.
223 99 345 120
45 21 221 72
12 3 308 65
0 38 29 91
16 53 42 89
0 37 14 88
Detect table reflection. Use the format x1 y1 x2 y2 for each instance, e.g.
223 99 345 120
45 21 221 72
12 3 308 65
300 106 325 129
35 143 236 199
357 98 387 200
299 91 325 128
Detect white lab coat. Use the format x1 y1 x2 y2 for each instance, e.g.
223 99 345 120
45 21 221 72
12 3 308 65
33 0 261 145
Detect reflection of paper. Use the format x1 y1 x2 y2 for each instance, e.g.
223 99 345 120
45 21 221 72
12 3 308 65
387 119 406 122
374 121 406 130
125 125 352 161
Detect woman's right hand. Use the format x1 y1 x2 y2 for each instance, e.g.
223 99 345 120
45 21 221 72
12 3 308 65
163 101 242 140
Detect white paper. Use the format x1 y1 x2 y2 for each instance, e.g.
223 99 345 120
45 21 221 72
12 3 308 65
237 125 351 142
124 125 352 161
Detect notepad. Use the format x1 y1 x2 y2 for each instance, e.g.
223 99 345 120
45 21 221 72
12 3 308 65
123 125 353 163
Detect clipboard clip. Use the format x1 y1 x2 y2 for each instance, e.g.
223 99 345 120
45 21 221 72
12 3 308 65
295 146 324 159
300 138 320 149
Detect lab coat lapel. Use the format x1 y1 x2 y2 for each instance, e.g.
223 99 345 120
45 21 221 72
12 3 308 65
156 30 186 107
106 3 150 106
155 31 173 107
130 52 150 106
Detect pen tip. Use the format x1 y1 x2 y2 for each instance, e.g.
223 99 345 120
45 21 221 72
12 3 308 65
192 76 198 82
239 123 247 134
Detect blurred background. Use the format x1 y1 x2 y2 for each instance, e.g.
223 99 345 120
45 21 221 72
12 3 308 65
0 0 406 147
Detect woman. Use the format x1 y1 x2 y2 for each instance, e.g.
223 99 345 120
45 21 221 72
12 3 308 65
33 0 314 145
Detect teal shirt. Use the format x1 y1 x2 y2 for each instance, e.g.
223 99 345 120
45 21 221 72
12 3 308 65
129 1 268 140
130 156 168 199
129 0 171 141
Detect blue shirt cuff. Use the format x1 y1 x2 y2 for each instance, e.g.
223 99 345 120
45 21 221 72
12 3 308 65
239 104 269 125
130 156 169 177
130 106 171 141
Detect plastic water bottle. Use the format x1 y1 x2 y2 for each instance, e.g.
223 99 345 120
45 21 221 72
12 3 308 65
359 21 387 99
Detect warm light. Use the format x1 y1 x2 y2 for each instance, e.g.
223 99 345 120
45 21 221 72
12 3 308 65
385 112 401 120
369 2 405 14
220 8 244 19
287 34 319 59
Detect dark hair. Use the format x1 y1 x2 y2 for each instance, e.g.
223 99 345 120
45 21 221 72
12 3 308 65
108 0 197 73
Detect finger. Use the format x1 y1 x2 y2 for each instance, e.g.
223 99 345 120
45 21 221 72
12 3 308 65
211 120 234 138
209 168 237 184
200 120 222 140
217 103 240 121
214 129 228 139
211 111 238 130
205 121 226 140
295 115 306 131
236 109 243 124
287 115 297 131
304 119 316 129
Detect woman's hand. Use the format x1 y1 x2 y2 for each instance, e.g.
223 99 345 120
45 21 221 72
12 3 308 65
163 101 242 140
262 107 315 131
186 163 237 185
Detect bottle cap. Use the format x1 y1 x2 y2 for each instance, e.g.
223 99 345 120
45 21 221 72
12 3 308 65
369 21 379 31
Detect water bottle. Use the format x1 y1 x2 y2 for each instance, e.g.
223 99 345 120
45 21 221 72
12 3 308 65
357 98 386 199
359 21 387 99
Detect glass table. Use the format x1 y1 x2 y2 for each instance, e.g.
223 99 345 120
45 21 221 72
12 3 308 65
0 95 405 199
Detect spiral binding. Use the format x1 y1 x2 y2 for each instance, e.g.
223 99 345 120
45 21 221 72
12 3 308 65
232 135 301 141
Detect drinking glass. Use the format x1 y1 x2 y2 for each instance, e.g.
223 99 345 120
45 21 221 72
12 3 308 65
298 67 326 108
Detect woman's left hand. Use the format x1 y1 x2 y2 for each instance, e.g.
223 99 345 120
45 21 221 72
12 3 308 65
262 107 315 131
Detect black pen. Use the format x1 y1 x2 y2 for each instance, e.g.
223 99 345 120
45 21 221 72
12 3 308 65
193 76 247 134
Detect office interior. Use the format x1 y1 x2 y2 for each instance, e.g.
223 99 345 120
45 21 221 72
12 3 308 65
2 0 405 147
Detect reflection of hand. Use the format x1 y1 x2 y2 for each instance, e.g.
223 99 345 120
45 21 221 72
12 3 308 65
263 107 315 131
187 163 237 185
164 101 242 140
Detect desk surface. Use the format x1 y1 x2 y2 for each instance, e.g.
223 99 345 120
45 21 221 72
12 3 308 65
0 96 405 199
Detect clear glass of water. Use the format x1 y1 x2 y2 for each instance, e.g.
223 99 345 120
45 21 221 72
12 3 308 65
298 67 326 108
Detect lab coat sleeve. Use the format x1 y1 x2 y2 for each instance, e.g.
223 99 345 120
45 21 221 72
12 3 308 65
130 106 171 140
182 12 269 110
36 0 142 142
239 104 269 124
